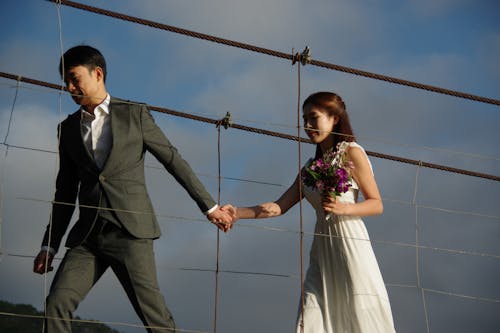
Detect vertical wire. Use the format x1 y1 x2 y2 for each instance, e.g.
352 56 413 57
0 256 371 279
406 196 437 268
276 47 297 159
0 79 21 259
412 162 430 333
213 124 223 333
2 80 19 144
295 58 305 333
42 1 65 331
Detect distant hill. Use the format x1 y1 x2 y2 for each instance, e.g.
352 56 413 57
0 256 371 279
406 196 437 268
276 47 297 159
0 300 122 333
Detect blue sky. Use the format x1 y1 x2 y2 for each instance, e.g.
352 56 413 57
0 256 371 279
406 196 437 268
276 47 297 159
0 1 499 332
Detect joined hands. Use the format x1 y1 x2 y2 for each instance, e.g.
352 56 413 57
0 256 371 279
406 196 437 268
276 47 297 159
207 205 238 232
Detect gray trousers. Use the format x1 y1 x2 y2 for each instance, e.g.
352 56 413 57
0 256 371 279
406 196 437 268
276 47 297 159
44 219 175 332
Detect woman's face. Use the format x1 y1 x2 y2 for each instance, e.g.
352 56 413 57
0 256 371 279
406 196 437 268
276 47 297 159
303 105 338 144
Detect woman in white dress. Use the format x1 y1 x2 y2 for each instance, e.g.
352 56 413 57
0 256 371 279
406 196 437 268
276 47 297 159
223 92 396 332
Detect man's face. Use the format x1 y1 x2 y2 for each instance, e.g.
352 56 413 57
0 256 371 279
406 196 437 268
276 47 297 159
63 65 102 108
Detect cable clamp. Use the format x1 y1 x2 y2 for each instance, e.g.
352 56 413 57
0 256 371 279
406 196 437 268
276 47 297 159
216 111 232 129
292 46 311 66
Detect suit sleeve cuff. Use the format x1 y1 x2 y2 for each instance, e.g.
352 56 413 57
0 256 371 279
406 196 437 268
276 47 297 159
204 204 218 215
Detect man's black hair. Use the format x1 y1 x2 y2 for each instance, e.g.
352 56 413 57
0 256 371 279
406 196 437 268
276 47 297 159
59 45 107 81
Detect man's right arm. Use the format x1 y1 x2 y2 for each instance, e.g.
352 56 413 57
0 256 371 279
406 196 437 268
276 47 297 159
35 126 79 273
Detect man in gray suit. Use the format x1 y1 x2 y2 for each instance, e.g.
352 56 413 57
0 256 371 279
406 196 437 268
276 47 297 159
33 45 233 332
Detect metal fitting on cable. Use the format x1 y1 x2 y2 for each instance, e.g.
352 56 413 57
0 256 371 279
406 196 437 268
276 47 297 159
216 111 232 129
292 46 311 66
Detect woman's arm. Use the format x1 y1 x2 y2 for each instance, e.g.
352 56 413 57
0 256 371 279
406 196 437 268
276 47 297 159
322 145 383 216
229 175 301 220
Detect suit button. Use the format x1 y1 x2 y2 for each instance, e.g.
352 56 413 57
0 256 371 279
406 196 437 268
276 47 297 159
99 175 106 182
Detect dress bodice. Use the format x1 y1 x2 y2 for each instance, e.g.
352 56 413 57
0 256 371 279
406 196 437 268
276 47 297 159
301 141 372 218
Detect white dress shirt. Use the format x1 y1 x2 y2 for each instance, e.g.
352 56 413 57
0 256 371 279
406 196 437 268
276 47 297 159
81 94 112 169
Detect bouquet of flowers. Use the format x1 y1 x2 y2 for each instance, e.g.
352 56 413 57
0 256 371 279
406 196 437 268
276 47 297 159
302 142 353 219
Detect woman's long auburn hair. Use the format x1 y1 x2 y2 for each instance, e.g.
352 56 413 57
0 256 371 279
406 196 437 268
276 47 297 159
302 91 356 159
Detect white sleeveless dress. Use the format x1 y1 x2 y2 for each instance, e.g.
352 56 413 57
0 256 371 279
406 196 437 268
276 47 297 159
296 142 395 333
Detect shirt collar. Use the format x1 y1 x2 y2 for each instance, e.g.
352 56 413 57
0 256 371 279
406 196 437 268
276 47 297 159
81 94 111 119
98 93 111 115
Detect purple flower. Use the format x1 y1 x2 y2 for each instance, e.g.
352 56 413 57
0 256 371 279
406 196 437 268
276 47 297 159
336 168 348 178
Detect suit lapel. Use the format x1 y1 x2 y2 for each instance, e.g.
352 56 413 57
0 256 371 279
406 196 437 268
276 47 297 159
101 98 129 174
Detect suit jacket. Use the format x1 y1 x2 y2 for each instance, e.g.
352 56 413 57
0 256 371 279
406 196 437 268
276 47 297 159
42 97 216 253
